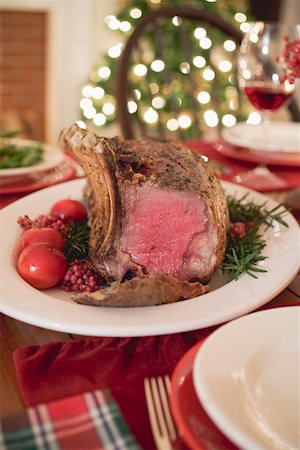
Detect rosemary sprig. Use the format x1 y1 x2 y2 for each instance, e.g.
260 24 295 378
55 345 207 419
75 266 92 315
62 221 90 262
227 193 289 229
222 226 267 281
222 194 289 281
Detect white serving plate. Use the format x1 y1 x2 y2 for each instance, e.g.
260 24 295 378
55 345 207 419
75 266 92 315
0 179 299 336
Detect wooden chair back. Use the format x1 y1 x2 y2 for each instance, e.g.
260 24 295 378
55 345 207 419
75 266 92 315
115 6 243 140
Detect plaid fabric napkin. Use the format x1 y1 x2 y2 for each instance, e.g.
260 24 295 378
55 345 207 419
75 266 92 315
0 389 141 450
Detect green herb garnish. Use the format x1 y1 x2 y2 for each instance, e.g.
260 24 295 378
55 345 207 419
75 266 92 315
222 226 268 281
227 193 289 229
62 221 90 262
222 194 289 281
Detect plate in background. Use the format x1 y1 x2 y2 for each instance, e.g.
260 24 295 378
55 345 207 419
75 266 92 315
0 139 64 185
221 121 300 153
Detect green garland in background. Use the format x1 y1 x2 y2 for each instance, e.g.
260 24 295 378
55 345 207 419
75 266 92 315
79 0 254 138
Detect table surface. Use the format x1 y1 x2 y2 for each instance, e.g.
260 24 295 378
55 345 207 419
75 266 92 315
1 188 299 418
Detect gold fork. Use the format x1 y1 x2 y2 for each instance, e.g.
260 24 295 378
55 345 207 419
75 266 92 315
144 375 179 450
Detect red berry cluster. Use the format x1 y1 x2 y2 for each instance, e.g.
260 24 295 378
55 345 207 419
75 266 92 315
17 214 69 233
278 36 300 83
230 221 254 239
60 259 102 293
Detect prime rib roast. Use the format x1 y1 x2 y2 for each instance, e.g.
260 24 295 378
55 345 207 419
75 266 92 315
61 124 228 306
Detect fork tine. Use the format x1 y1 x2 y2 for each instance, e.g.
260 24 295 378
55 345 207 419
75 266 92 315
144 376 178 450
157 376 177 440
144 377 167 449
150 377 169 437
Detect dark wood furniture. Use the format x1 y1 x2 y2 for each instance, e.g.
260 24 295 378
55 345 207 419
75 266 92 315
115 6 243 140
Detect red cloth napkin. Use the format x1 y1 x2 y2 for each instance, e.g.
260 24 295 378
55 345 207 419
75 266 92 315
13 301 300 450
13 329 213 449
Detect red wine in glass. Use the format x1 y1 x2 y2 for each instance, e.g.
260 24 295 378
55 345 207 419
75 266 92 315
235 22 299 190
244 83 293 111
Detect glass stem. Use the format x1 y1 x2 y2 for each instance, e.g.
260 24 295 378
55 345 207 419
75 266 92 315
261 110 271 148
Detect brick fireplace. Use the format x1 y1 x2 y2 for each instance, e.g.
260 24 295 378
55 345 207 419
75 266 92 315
0 10 47 141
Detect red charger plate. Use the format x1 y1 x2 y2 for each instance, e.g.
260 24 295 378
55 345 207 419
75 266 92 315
170 340 236 450
215 140 300 167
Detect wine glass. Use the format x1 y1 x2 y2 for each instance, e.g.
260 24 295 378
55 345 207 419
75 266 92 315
236 21 300 189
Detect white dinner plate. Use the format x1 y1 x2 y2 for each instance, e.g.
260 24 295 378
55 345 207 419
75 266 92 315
0 138 64 185
193 306 300 450
222 121 300 153
0 179 299 336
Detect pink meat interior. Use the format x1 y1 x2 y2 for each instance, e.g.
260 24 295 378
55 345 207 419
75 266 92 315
121 185 208 276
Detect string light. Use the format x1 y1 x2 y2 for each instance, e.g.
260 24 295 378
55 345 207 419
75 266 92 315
106 15 120 30
133 64 147 76
128 100 138 113
222 114 236 127
152 96 165 109
167 118 179 131
247 112 261 124
108 43 123 58
178 113 192 129
224 40 236 52
180 62 190 74
144 107 159 124
218 60 232 72
234 12 247 22
197 91 211 104
82 85 94 97
172 16 182 26
193 56 206 68
93 87 105 99
80 98 93 109
119 21 131 32
76 120 86 129
199 37 212 49
204 110 219 127
203 68 215 80
98 66 111 79
240 22 250 33
93 113 106 126
194 27 207 39
151 60 165 72
102 102 115 115
130 8 142 19
83 106 97 119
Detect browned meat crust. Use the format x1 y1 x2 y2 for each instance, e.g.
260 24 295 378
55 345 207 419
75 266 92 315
71 274 209 307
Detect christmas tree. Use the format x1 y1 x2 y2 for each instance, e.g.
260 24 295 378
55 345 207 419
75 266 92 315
78 0 254 138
